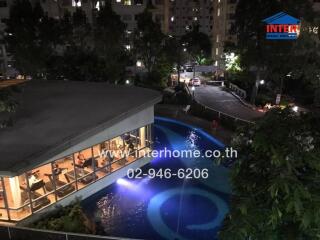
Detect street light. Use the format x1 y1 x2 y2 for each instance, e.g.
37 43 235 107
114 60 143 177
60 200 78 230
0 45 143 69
125 79 130 85
191 86 195 100
292 106 299 112
136 60 142 67
260 80 265 85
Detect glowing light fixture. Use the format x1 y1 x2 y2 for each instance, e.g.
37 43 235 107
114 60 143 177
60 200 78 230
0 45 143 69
136 60 142 67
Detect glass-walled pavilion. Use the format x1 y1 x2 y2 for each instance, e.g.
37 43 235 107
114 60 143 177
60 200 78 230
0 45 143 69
0 125 152 222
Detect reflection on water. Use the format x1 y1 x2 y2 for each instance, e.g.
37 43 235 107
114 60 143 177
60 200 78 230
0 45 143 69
83 117 231 240
186 130 200 149
96 192 149 235
96 194 120 226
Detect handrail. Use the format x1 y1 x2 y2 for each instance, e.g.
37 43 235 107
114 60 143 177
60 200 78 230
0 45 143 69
186 86 254 125
196 100 255 125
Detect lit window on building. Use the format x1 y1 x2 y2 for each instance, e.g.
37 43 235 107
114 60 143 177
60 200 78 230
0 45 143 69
72 0 81 7
171 16 175 22
95 1 100 10
124 0 132 5
217 8 220 16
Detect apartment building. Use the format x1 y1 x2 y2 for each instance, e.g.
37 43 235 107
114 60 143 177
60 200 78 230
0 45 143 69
167 0 213 36
111 0 168 33
212 0 237 69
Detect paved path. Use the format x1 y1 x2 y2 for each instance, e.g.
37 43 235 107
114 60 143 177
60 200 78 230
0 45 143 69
193 85 264 122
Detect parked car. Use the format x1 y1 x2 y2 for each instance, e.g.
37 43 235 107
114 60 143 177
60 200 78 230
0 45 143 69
189 77 201 86
186 66 193 72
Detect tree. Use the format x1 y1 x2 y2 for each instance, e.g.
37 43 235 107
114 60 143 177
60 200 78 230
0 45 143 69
163 36 188 85
180 25 211 76
71 8 92 49
94 2 127 82
219 109 320 240
0 87 19 128
134 8 165 74
5 0 59 77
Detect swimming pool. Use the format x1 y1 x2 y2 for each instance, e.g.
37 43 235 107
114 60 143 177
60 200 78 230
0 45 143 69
82 117 231 240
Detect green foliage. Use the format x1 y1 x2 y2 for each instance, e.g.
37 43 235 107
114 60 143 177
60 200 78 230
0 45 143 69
6 0 59 76
47 47 108 82
6 1 127 82
219 109 320 240
32 202 94 234
94 2 128 82
134 9 165 74
0 87 19 128
180 25 212 62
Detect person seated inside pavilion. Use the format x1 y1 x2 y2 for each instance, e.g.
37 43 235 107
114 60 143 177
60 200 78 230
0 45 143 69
53 163 63 177
76 152 86 166
28 171 41 188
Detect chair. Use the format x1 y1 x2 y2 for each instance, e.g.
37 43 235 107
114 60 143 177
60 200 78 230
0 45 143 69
20 186 51 211
44 174 75 198
64 169 95 185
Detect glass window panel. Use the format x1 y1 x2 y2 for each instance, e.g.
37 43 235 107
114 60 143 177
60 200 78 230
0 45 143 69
53 155 76 200
26 163 54 212
0 177 8 220
124 130 139 163
4 174 32 220
0 208 8 220
93 142 112 180
74 148 96 189
0 178 5 208
139 126 147 149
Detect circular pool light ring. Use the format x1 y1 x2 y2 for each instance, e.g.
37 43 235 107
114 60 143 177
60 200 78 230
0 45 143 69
147 187 229 240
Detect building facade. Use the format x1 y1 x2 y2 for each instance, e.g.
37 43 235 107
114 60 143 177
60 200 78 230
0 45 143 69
167 0 214 36
212 0 237 69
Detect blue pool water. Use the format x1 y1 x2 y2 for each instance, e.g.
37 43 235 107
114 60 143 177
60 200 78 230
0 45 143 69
82 117 231 240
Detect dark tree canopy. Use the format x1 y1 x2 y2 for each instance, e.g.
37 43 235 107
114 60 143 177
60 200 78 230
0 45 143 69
181 25 212 63
220 109 320 240
231 0 319 105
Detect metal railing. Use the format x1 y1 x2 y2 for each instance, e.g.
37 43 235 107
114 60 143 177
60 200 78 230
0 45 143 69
229 83 247 99
191 100 255 129
0 225 141 240
186 85 255 126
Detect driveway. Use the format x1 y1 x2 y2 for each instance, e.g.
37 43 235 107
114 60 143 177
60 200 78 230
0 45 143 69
193 85 264 122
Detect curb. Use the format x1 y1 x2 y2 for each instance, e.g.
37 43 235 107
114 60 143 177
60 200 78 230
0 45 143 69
228 91 259 111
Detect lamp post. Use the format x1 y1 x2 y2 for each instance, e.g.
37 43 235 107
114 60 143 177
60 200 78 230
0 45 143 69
191 86 195 100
